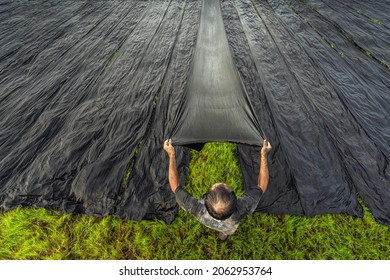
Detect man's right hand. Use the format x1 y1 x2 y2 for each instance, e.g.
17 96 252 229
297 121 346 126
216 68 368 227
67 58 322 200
163 139 175 157
261 139 272 155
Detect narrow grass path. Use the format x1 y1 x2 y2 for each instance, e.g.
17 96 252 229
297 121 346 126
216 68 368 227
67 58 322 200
0 143 388 259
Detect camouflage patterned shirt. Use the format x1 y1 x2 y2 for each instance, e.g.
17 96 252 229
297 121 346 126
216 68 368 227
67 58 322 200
175 186 263 235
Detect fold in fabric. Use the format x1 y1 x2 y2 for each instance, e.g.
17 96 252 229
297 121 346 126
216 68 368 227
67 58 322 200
170 0 264 148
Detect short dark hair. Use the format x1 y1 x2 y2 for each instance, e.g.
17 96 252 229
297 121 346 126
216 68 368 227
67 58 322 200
203 184 237 220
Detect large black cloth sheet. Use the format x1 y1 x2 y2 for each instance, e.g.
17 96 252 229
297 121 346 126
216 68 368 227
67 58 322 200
0 0 389 225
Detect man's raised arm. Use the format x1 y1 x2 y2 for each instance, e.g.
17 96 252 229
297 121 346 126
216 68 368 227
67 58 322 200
258 139 272 193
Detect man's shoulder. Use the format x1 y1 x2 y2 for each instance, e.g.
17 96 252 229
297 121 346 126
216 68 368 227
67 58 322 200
244 186 263 198
174 185 191 200
235 186 263 217
174 186 204 215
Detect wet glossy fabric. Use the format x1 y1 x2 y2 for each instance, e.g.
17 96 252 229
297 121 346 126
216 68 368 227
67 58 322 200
0 0 389 225
170 0 264 147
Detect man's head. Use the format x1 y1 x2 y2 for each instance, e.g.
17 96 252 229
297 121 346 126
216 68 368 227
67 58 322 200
203 183 237 220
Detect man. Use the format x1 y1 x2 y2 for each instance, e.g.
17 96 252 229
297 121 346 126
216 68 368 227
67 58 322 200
163 139 272 241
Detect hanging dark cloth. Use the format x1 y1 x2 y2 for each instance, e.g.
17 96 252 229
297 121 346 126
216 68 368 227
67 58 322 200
170 0 264 149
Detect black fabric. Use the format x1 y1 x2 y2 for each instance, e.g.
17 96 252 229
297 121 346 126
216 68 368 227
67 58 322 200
0 0 389 225
170 0 265 147
228 0 389 222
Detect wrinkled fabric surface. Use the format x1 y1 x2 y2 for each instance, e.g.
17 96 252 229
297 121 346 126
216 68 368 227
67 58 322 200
170 0 264 147
0 0 389 225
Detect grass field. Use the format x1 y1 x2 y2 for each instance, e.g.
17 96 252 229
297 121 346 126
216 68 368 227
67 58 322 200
0 143 389 260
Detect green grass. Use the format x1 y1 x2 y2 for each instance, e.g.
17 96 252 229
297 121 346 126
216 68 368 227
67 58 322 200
0 143 389 260
103 48 120 71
